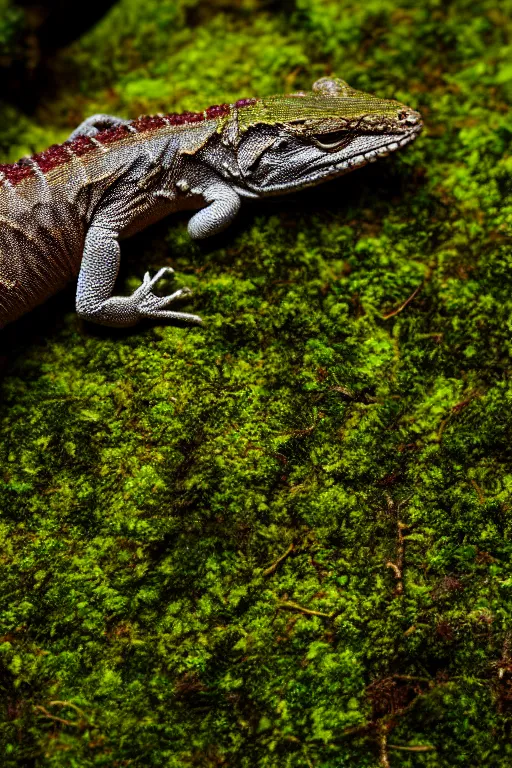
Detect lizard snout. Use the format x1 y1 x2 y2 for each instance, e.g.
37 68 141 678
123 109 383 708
397 108 423 132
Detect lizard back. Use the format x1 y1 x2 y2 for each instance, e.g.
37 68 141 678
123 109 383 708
0 109 220 326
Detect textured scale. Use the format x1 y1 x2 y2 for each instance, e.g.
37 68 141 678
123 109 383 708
0 77 422 329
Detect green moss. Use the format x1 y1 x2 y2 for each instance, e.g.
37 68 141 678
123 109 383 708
0 1 28 65
1 0 512 765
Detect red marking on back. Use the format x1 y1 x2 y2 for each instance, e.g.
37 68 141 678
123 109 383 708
96 124 131 144
68 135 97 157
165 111 205 125
205 103 230 119
131 115 169 133
1 162 35 185
32 144 72 173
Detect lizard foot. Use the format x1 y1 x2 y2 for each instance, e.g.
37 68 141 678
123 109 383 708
132 267 203 324
77 266 203 327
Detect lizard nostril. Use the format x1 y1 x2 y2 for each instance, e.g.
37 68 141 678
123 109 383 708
398 109 421 127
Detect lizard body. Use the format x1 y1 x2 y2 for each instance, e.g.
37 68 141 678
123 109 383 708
0 77 422 329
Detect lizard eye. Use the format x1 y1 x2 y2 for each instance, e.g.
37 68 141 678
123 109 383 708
312 130 352 151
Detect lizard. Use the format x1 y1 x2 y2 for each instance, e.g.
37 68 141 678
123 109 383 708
0 76 422 329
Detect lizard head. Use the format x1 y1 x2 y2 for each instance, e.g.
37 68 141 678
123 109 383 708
232 77 423 194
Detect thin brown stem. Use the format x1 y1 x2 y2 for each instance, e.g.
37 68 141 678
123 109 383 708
385 497 410 596
48 700 89 720
378 722 390 768
264 543 294 576
388 744 436 752
34 705 80 728
277 600 331 618
382 282 423 320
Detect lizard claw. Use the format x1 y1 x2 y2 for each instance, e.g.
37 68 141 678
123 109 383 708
139 266 174 289
132 268 202 324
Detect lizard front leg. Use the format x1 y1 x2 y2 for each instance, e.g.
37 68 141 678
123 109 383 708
76 225 202 327
187 182 241 239
76 181 241 327
68 115 132 141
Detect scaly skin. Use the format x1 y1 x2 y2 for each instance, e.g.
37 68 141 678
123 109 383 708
0 77 422 329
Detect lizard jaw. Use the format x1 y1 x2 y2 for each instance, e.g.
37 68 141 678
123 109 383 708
252 124 423 196
330 123 423 174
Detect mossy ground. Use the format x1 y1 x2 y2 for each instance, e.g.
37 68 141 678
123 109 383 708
0 0 511 765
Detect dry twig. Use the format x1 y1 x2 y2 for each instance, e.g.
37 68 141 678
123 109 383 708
385 496 410 596
388 744 436 752
264 542 294 576
34 706 81 728
378 722 390 768
277 600 331 618
382 282 423 320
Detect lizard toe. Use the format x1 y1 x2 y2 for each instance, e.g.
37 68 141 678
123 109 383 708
149 266 175 287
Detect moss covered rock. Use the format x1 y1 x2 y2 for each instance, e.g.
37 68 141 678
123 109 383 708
1 0 511 765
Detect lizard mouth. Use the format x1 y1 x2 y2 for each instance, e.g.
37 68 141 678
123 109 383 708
265 123 423 194
238 121 423 196
293 124 423 190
